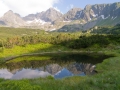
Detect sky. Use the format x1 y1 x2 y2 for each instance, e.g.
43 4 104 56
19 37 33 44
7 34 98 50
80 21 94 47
0 0 120 17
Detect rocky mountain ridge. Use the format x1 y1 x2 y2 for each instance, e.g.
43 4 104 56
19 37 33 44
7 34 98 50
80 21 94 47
0 10 26 27
23 8 63 22
0 2 120 31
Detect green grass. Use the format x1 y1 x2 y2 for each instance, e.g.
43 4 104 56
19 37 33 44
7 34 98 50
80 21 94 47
0 43 70 61
0 45 120 90
6 56 52 63
0 79 41 90
0 27 120 89
96 56 120 72
0 43 52 57
96 16 120 26
0 27 45 39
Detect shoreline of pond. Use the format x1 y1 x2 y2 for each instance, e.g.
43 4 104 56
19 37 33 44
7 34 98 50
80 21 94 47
4 50 110 61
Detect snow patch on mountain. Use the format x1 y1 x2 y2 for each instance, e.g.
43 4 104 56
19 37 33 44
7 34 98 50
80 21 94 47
63 20 71 22
53 7 63 14
49 28 56 31
104 15 110 19
26 19 47 25
101 15 105 19
113 16 117 20
92 14 97 17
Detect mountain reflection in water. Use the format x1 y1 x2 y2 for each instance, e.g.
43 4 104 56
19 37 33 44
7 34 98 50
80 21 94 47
0 53 111 79
0 63 96 79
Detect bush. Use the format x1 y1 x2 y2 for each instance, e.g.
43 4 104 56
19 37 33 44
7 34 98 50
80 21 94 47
67 35 111 49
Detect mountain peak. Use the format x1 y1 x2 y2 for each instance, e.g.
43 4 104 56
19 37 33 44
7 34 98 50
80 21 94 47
70 7 82 10
7 10 13 13
1 2 120 31
0 10 25 27
4 10 14 15
46 7 62 13
64 7 82 20
40 7 63 22
48 7 56 10
84 4 92 10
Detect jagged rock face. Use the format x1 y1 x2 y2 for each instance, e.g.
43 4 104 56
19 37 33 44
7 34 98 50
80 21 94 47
24 8 63 22
0 10 25 27
91 3 120 17
51 2 119 22
40 8 63 22
79 2 120 21
57 2 120 32
23 14 37 21
0 2 120 31
63 8 82 20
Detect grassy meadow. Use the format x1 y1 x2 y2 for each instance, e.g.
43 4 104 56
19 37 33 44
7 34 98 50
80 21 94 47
0 27 120 90
0 27 45 39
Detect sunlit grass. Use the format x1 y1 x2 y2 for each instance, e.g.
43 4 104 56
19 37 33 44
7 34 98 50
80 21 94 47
7 56 52 63
0 43 70 61
0 43 52 57
0 79 41 90
96 56 120 72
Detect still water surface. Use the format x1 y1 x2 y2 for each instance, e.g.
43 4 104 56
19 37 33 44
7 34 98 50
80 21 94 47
0 53 111 79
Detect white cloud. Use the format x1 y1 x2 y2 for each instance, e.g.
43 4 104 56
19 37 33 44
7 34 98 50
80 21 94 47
0 0 60 17
53 7 63 13
0 69 13 79
0 0 9 17
11 69 51 79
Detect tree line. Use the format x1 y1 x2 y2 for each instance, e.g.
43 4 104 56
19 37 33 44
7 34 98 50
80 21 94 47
65 35 120 49
0 32 120 49
0 33 80 48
